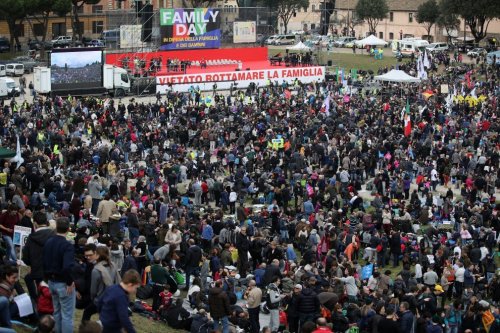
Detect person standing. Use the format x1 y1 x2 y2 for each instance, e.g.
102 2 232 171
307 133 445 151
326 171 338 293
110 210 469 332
267 277 283 333
42 217 76 333
208 279 231 333
236 227 250 277
88 175 103 215
184 239 202 291
98 269 141 333
22 212 54 300
96 195 117 234
245 280 262 333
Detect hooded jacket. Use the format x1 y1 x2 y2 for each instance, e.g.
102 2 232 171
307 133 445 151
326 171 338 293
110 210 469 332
208 287 230 319
22 227 55 279
297 287 320 315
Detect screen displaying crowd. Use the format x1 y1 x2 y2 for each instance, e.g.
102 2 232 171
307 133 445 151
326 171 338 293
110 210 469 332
0 48 498 333
50 50 103 90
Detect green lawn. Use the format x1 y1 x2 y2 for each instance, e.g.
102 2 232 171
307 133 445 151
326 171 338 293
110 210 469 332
268 47 408 73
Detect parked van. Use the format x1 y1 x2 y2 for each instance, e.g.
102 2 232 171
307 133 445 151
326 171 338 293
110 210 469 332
0 65 6 77
266 35 280 45
392 38 429 57
6 63 24 76
273 35 296 45
101 29 120 48
0 77 20 97
426 42 449 53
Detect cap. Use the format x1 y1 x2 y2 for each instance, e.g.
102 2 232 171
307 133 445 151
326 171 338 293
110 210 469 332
434 285 444 293
294 284 302 290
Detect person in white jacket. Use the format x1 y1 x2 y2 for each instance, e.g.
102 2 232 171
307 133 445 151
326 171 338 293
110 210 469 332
267 277 284 332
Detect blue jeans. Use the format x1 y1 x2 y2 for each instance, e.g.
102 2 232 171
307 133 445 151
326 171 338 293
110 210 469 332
1 236 15 263
0 296 11 328
91 199 101 216
213 315 229 333
48 281 76 333
129 227 139 246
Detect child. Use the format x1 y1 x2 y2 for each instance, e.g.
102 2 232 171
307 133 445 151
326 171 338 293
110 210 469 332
37 281 54 315
158 284 173 313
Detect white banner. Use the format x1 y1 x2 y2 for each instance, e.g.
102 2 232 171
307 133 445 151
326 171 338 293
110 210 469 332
233 22 256 43
156 66 325 93
120 25 142 49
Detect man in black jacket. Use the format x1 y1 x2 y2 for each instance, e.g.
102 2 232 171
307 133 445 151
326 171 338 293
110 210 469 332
236 227 250 276
263 259 282 287
184 239 202 290
22 211 54 300
297 282 320 328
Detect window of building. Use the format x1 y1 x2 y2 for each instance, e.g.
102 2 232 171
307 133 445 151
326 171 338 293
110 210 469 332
409 13 413 23
304 7 307 12
389 32 394 40
75 5 84 14
311 23 315 29
15 24 24 37
312 5 315 11
92 21 104 34
379 32 383 39
33 23 44 37
92 5 103 13
52 22 66 37
389 12 393 22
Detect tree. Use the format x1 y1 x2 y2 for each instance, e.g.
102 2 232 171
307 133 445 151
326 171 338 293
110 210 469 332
25 0 71 55
262 0 309 34
354 0 388 35
416 0 440 41
0 0 27 52
447 0 500 43
436 0 460 43
71 0 100 41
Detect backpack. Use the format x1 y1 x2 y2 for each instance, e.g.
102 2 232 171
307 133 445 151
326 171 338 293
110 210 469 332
265 286 280 309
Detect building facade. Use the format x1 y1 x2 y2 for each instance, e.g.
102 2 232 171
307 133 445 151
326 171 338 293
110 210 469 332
288 0 500 42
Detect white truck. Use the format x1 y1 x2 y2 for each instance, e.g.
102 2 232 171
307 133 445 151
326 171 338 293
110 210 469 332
0 77 20 98
33 64 131 97
392 38 430 57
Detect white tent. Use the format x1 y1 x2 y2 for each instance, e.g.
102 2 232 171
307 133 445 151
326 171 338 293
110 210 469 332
287 41 311 51
374 69 421 83
355 34 388 47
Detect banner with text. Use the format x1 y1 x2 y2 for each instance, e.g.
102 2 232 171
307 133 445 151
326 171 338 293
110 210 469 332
156 66 325 93
233 21 256 43
159 8 221 50
120 25 142 49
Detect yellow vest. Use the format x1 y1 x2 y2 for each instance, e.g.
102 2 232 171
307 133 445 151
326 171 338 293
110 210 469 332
53 145 60 155
0 172 6 186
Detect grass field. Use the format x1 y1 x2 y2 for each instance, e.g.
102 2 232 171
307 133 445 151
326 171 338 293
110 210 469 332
268 47 407 73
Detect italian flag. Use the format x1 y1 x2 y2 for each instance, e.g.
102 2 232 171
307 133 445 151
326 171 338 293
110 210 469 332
404 99 411 137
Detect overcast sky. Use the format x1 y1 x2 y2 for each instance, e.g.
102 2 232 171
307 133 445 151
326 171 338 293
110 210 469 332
51 50 102 68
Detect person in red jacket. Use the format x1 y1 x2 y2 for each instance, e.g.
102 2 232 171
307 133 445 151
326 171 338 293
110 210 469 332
311 317 333 333
37 281 54 315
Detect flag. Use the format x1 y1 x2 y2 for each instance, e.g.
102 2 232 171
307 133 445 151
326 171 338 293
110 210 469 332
404 99 411 137
321 95 330 116
351 69 358 81
10 135 24 169
470 87 477 98
284 89 291 99
423 51 430 68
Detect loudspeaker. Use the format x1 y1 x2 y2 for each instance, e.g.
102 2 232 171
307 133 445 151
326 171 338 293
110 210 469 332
141 4 153 42
246 68 250 71
235 68 240 71
327 60 332 66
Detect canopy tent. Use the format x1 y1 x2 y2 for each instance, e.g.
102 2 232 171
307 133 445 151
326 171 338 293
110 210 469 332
355 34 387 47
0 147 15 159
374 69 421 83
286 42 311 51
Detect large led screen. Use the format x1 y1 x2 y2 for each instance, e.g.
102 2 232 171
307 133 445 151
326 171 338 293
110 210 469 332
51 49 103 90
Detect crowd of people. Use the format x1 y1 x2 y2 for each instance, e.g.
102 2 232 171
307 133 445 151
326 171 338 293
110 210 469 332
0 47 496 333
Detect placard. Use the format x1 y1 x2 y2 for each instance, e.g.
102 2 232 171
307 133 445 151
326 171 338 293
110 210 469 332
13 226 31 246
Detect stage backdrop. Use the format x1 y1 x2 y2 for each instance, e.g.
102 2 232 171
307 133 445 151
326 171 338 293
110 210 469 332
233 21 256 43
159 8 221 50
156 66 325 93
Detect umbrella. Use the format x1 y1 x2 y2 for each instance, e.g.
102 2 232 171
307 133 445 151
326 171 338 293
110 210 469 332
318 292 338 305
0 147 15 159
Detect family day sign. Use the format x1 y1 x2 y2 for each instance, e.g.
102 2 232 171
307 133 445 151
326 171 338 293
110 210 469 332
159 8 221 50
156 66 325 93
